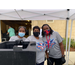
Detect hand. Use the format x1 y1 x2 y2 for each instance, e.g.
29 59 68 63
47 58 52 65
61 56 66 65
7 32 9 35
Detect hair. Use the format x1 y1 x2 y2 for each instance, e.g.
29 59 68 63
18 26 26 32
33 26 40 31
9 25 11 27
42 24 53 37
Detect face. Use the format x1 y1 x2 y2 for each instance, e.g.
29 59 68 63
33 28 40 37
33 28 40 32
43 25 50 32
9 26 11 28
19 27 25 33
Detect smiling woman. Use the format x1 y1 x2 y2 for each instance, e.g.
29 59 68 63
42 24 66 65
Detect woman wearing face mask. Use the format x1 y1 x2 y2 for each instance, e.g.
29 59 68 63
9 26 26 41
42 24 66 65
25 26 46 65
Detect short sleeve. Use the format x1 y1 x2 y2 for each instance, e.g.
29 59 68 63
56 32 63 43
8 29 10 33
9 37 13 41
25 36 31 41
9 36 17 41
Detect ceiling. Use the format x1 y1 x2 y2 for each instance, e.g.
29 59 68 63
0 9 75 20
2 20 31 26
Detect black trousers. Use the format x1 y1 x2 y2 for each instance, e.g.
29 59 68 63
49 57 62 65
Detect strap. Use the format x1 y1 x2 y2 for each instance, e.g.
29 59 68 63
46 35 50 48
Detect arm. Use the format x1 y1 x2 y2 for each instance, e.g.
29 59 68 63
45 50 49 58
45 50 52 65
59 42 66 64
59 42 65 56
56 32 65 56
7 32 9 35
7 29 10 35
25 36 31 41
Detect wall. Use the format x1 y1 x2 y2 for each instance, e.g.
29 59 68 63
68 20 75 39
1 21 6 33
1 20 75 40
31 20 75 39
31 20 66 38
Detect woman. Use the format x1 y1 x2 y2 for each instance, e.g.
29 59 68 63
9 26 26 41
25 26 46 65
42 24 66 65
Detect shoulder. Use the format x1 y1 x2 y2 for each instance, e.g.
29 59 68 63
53 31 63 41
8 28 10 31
10 36 17 39
8 28 12 31
52 31 62 39
10 36 18 39
25 35 34 41
9 36 18 41
28 35 34 38
10 28 14 30
52 31 60 35
52 31 57 34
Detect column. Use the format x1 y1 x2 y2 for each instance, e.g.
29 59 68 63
0 20 2 43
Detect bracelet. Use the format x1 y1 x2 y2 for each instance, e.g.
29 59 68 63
62 55 65 57
47 50 49 53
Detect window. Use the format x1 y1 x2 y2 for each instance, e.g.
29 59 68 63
46 20 54 23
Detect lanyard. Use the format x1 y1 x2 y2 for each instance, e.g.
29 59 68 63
46 35 50 48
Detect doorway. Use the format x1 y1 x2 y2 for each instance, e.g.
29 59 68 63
1 20 32 41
